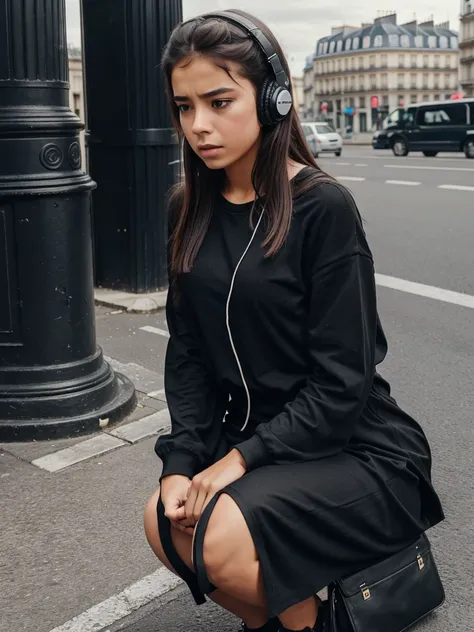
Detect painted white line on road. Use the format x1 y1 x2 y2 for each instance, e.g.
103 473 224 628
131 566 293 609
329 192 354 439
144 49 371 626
385 180 421 186
385 164 474 173
140 325 170 338
355 163 368 166
32 434 127 473
109 409 170 444
333 162 351 165
105 356 163 395
376 274 474 310
48 566 182 632
438 184 474 192
337 176 366 182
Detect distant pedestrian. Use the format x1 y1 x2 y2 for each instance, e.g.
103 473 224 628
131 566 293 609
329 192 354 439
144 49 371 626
144 10 444 632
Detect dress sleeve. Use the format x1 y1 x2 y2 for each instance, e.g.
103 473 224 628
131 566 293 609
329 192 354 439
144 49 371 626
235 182 378 471
154 284 227 481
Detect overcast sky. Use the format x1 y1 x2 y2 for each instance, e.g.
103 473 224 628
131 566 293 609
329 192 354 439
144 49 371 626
65 0 460 77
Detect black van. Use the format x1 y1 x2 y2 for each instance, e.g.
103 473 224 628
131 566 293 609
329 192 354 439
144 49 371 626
372 98 474 158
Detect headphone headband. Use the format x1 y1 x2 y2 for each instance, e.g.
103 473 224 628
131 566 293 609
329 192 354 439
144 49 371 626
193 11 290 89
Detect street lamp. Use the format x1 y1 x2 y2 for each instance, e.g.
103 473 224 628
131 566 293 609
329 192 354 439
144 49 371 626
0 0 136 440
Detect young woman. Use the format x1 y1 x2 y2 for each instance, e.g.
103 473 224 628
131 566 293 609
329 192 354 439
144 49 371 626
144 10 444 632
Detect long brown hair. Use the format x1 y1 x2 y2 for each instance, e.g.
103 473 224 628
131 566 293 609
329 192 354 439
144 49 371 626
162 9 329 276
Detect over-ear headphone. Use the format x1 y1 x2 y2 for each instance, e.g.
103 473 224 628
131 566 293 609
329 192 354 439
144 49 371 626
184 10 293 127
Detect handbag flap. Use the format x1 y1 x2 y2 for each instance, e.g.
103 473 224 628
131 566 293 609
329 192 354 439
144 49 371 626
337 534 430 598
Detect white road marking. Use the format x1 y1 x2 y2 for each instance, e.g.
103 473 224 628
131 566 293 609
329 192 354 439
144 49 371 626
32 434 127 473
48 566 182 632
438 184 474 192
375 274 474 310
109 409 170 444
385 164 474 173
105 356 163 395
355 163 368 166
333 162 351 165
140 325 170 338
385 180 421 186
337 176 366 182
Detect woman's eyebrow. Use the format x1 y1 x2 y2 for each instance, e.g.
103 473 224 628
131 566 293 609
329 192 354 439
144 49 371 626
173 87 236 102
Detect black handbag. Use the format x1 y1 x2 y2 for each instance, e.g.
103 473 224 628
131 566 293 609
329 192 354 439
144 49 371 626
328 533 445 632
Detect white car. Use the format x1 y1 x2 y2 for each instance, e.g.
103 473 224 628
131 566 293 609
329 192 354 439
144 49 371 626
302 122 343 158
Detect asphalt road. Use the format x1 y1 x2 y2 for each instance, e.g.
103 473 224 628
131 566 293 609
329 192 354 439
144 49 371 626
1 146 473 632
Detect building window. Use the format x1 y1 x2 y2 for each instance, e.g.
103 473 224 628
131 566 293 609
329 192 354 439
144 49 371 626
344 58 349 70
434 73 440 88
411 94 417 103
358 56 364 69
337 60 341 71
434 94 440 101
337 40 343 52
428 36 437 48
423 73 429 89
415 35 424 47
434 55 440 67
363 36 371 49
331 60 335 72
73 93 81 118
445 57 451 68
411 55 417 68
410 74 417 88
401 35 410 48
353 37 360 49
389 34 399 47
374 35 383 47
345 38 352 51
382 95 389 106
439 36 448 48
329 41 335 54
381 54 388 67
450 36 458 49
397 73 405 89
359 78 365 91
381 73 388 88
359 96 366 108
369 55 376 68
423 94 430 101
399 54 405 67
350 58 355 70
423 55 429 68
370 73 377 89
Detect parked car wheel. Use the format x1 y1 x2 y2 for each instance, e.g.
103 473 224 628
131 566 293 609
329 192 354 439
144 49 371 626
392 137 409 156
423 151 438 157
463 139 474 159
335 150 342 157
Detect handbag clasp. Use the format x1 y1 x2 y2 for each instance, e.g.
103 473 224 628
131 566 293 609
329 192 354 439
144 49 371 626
417 554 425 570
360 583 371 600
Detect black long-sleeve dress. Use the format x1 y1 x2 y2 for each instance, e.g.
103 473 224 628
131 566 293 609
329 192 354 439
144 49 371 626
155 169 444 619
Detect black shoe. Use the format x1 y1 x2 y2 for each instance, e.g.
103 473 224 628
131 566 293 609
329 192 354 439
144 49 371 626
240 617 280 632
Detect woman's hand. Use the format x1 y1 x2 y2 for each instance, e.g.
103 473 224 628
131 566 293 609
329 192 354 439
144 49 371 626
160 474 193 532
176 449 247 530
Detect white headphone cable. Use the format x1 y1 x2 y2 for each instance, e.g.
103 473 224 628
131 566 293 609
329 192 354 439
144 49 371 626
225 205 265 432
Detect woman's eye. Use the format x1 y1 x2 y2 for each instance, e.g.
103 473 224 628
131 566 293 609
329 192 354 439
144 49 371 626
178 104 191 113
212 99 231 109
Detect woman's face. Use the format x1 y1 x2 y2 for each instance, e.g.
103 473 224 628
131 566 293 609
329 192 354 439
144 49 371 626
171 56 262 170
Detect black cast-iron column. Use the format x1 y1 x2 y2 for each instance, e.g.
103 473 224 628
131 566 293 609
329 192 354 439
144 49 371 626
82 0 182 292
0 0 136 440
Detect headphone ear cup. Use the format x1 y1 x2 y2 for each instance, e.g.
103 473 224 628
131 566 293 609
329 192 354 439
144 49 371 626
258 77 276 127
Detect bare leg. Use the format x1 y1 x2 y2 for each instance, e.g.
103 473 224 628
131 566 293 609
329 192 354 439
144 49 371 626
144 490 270 629
202 494 322 631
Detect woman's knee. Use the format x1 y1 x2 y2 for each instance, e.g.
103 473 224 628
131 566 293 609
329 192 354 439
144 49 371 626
143 488 194 573
203 493 258 587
